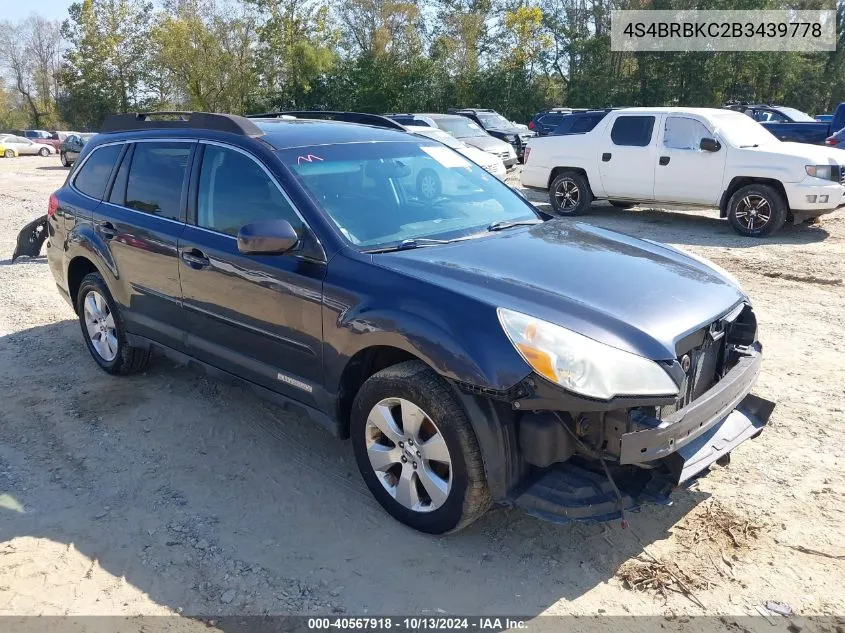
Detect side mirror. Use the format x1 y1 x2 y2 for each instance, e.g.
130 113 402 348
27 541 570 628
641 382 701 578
237 219 299 255
700 137 721 152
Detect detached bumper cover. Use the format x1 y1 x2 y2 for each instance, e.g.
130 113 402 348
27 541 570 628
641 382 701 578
619 347 766 473
12 215 49 261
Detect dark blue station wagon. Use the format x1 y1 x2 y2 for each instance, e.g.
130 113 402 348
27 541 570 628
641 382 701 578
42 112 774 533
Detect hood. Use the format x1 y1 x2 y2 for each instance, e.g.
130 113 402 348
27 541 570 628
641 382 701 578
750 141 845 164
456 145 502 167
376 221 745 360
462 135 513 153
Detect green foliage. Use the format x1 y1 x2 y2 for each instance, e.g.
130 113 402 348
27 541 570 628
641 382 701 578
2 0 843 130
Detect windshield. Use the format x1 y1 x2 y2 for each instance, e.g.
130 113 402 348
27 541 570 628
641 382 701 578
281 141 536 250
477 113 513 129
777 107 815 122
711 112 779 147
434 117 486 139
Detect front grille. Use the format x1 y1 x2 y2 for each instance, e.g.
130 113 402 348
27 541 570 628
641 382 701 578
658 331 725 419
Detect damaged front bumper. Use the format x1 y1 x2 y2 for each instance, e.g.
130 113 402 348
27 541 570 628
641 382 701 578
511 344 774 524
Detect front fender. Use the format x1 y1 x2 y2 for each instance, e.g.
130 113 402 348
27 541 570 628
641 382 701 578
325 306 530 395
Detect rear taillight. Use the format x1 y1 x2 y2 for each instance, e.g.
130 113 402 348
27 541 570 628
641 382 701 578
48 193 59 218
524 147 531 163
528 121 535 130
825 137 839 146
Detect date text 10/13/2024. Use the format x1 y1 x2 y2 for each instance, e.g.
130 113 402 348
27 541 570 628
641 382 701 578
307 617 528 630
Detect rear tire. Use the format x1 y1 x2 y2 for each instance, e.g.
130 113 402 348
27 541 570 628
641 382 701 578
76 272 150 375
350 360 491 534
609 200 636 209
39 147 50 157
727 184 787 237
4 149 14 159
549 171 593 215
60 152 69 167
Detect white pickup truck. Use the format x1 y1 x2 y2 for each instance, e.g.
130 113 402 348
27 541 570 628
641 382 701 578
521 107 845 236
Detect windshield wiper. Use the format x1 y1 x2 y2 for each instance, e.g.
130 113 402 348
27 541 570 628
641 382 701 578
487 219 543 232
363 237 466 253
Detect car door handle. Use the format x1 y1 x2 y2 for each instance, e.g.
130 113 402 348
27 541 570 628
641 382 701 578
99 222 116 239
602 152 612 162
180 248 210 268
659 156 670 166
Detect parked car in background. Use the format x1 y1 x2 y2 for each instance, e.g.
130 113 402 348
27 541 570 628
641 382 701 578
12 129 62 151
825 127 845 148
723 101 845 145
0 140 19 158
404 124 507 182
528 108 587 135
0 134 55 156
448 108 536 159
60 133 96 166
385 113 435 128
551 109 616 136
35 110 773 533
416 113 517 168
523 107 845 236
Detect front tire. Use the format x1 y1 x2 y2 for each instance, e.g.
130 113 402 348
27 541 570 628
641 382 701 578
39 147 50 157
549 171 593 215
60 152 69 167
350 360 491 534
4 149 14 159
76 272 150 375
727 184 787 237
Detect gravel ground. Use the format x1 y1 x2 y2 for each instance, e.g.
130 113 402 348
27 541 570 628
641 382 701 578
1 155 844 629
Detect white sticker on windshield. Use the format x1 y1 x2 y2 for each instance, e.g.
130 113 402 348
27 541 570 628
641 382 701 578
421 145 472 169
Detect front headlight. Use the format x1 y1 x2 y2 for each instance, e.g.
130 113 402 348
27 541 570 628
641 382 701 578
498 308 679 400
504 135 517 142
805 165 836 181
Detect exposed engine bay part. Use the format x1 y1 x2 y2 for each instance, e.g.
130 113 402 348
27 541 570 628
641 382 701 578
13 215 49 261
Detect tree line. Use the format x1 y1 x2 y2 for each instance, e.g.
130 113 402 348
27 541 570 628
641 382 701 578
2 0 845 132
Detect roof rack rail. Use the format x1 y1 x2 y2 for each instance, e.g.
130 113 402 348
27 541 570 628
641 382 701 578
101 111 264 137
248 111 405 131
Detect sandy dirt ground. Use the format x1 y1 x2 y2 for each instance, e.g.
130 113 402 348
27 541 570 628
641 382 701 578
0 156 843 630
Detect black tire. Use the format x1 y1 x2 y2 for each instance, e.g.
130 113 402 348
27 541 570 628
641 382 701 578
350 360 491 534
39 147 50 157
549 171 593 215
417 169 442 200
609 200 636 209
727 184 787 237
76 272 150 375
4 149 14 159
60 152 69 167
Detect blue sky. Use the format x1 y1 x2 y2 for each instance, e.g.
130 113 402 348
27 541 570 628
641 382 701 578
2 0 74 23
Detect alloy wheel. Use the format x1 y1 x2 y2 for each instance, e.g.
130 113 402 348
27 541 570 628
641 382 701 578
734 195 772 231
419 175 438 199
83 290 118 362
554 179 580 209
365 397 452 512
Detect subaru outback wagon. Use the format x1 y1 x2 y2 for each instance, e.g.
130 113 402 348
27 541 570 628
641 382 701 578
41 111 774 533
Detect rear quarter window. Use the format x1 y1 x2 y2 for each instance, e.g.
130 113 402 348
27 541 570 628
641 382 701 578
610 116 656 146
123 142 193 221
73 144 123 200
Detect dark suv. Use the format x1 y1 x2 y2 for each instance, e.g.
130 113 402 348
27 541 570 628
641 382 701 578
448 108 536 159
42 111 773 533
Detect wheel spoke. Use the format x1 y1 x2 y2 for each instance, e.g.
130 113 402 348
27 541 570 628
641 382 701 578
103 312 115 329
94 293 106 313
419 432 449 463
104 332 119 358
367 444 402 472
399 400 425 440
416 463 449 508
367 404 403 445
84 294 99 320
394 467 420 509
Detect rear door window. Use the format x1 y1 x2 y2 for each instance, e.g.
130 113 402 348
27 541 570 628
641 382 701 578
73 144 123 200
610 116 656 146
123 142 193 221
